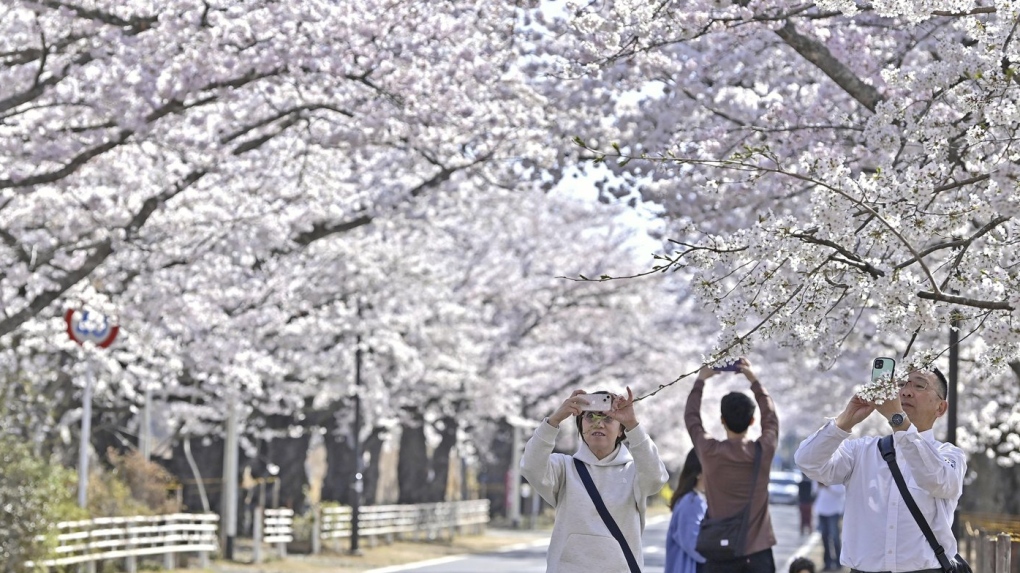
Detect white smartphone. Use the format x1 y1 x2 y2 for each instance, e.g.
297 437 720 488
871 357 896 381
578 393 613 411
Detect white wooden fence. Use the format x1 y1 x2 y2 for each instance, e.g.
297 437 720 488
26 500 490 569
24 513 219 573
252 507 294 563
313 499 490 553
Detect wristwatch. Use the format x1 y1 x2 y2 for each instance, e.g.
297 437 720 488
889 412 906 427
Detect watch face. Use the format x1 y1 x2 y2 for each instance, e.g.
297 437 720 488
891 413 905 426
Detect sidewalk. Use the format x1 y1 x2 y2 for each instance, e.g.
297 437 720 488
186 527 551 573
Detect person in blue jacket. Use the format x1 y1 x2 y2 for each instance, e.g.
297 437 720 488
666 448 707 573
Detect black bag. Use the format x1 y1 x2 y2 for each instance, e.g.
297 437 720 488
878 436 972 573
695 442 763 561
950 554 973 573
696 512 749 562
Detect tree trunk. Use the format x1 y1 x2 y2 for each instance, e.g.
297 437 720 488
426 415 458 502
477 418 514 518
322 417 356 504
362 427 386 505
397 408 430 504
265 434 311 511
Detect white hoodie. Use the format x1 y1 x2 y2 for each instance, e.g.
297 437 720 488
521 420 669 573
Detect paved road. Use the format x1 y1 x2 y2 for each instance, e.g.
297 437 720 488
367 503 818 573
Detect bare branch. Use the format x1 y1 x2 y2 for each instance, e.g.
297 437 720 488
915 290 1013 311
932 7 996 17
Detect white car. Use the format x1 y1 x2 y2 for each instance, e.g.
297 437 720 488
768 470 802 505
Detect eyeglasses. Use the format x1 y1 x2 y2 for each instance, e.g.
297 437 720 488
897 376 946 400
582 412 615 424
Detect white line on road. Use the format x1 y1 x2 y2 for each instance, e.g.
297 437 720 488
782 531 821 572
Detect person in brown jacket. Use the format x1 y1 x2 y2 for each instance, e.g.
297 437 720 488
685 357 779 573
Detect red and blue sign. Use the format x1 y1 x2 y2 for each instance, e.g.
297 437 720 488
65 309 119 348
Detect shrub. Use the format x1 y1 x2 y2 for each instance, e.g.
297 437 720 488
0 435 84 573
88 448 181 517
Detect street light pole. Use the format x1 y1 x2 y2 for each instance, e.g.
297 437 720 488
350 304 364 555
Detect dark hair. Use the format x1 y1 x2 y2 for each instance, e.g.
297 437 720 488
721 391 755 434
931 367 948 399
789 557 816 573
573 391 626 446
668 449 702 510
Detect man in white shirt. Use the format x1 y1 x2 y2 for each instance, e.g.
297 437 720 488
814 482 846 571
794 368 966 573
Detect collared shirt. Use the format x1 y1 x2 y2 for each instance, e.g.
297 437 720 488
814 482 845 516
794 420 966 572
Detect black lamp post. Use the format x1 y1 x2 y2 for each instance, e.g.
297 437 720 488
350 303 364 555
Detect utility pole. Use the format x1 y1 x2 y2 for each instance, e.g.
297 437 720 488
508 423 522 528
222 397 239 559
78 361 95 508
141 385 152 462
350 302 364 555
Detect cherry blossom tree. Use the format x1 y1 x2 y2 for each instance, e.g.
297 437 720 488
518 0 1020 464
0 0 556 457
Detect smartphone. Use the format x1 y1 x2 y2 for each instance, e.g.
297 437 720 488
871 357 896 381
578 394 613 411
713 361 741 372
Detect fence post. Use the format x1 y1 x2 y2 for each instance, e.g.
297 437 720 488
125 521 138 573
163 515 175 570
276 511 288 559
197 515 211 568
85 526 97 573
253 507 264 564
312 505 321 555
979 534 995 572
995 533 1010 573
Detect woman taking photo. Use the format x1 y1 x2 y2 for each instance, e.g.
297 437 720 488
520 387 668 573
666 449 708 573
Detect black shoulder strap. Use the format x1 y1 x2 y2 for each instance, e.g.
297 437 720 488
573 458 641 573
877 436 954 572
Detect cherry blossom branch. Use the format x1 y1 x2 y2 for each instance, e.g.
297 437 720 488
220 103 354 145
915 291 1013 311
563 239 749 282
895 214 1010 271
789 229 886 278
577 141 944 294
0 69 280 190
34 0 158 29
775 21 883 112
931 7 997 17
636 274 811 402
